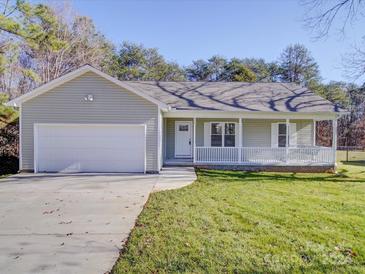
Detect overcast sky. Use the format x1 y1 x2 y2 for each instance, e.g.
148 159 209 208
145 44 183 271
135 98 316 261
60 0 365 83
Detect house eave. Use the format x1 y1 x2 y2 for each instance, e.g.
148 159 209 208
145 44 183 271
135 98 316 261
162 109 341 120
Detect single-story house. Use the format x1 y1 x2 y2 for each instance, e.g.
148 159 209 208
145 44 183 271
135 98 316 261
6 65 346 173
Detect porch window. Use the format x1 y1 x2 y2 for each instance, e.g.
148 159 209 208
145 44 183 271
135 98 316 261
224 123 236 147
211 123 223 147
210 122 236 147
271 122 297 148
278 123 287 147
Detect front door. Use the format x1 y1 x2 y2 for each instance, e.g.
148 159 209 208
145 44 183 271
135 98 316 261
175 121 192 158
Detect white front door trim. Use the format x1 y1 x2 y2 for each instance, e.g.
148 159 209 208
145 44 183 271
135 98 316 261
174 121 192 158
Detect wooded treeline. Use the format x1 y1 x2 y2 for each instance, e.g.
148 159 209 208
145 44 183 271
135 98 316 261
1 0 365 148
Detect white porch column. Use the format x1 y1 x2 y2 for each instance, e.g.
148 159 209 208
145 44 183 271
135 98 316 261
238 118 242 163
332 119 338 165
238 118 242 147
313 119 316 146
193 117 196 163
164 118 167 161
286 118 289 163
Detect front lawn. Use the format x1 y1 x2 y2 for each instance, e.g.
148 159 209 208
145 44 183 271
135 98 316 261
0 174 11 179
112 162 365 273
337 150 365 162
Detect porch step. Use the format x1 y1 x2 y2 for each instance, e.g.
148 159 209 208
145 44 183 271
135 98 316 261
163 159 194 167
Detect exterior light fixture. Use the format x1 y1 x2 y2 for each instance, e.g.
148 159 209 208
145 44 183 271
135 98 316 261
84 94 94 102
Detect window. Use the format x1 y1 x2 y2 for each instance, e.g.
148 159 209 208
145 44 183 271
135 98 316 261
179 125 189 131
278 123 287 147
210 122 236 147
224 123 236 147
211 123 222 147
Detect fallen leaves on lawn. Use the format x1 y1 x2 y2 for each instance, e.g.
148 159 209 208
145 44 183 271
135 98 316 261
58 221 72 224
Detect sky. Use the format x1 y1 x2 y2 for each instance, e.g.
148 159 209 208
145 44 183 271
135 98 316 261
53 0 365 83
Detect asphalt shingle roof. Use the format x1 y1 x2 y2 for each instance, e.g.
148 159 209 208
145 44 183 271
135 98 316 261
123 81 344 113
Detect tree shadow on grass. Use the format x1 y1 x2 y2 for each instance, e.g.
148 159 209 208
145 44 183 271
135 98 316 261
340 161 365 167
196 167 365 184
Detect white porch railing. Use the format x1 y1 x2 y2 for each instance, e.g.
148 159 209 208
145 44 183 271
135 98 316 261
195 147 335 165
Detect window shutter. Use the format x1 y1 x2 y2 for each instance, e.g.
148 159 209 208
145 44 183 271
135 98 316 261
289 123 297 147
204 123 211 147
271 123 278 147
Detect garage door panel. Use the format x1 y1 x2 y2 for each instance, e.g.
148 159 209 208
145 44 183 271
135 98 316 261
38 149 127 161
38 148 143 162
39 160 142 173
35 124 145 173
39 141 143 150
38 127 140 138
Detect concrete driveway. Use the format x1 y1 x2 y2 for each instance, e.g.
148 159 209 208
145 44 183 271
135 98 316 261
0 167 196 274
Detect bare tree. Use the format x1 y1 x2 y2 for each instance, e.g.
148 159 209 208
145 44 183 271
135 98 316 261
343 42 365 80
302 0 365 80
302 0 365 38
302 1 365 150
27 14 115 84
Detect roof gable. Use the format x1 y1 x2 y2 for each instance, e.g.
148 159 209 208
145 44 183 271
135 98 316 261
6 65 170 110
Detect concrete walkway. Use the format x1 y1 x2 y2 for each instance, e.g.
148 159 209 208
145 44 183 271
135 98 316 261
0 167 196 274
154 167 196 191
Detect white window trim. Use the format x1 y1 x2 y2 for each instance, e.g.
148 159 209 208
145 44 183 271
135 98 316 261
272 122 297 148
277 122 288 148
209 122 237 147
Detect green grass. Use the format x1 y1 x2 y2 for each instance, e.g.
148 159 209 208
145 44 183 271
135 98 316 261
337 150 365 162
112 162 365 273
0 112 18 129
0 174 11 179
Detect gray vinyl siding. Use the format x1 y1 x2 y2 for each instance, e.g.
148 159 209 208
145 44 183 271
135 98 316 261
21 71 159 172
242 119 273 147
242 119 313 147
296 120 314 147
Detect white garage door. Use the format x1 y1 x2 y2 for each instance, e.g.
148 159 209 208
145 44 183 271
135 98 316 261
35 124 146 173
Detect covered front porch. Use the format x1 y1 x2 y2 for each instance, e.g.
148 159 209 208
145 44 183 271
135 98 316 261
162 114 337 167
